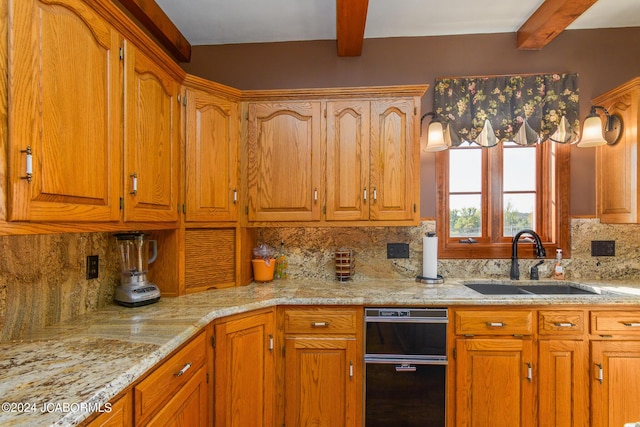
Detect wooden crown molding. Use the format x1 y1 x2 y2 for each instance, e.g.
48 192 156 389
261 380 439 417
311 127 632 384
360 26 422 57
517 0 598 50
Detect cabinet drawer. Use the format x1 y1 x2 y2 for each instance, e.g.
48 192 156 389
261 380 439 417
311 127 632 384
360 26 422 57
591 310 640 335
539 310 586 335
134 331 206 425
284 307 358 334
454 309 534 336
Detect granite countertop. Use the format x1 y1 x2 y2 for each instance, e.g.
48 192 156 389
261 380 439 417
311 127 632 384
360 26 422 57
2 277 640 426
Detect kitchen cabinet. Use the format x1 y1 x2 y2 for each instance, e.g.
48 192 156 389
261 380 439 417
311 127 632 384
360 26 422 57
537 310 588 427
453 309 535 427
183 77 240 222
6 0 183 226
123 42 180 223
214 308 276 427
7 0 122 222
594 77 640 223
282 307 363 427
590 310 640 427
325 99 417 221
246 101 322 222
134 330 208 426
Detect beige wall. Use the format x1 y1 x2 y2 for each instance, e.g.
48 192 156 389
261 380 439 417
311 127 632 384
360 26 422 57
180 28 640 217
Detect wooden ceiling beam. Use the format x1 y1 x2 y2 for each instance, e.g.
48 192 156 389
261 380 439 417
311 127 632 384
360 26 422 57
118 0 192 62
336 0 369 57
516 0 598 50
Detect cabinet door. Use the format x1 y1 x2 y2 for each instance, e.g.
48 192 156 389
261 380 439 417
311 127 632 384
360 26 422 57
8 0 122 222
591 340 640 427
184 89 239 222
370 99 417 221
538 339 588 427
86 392 132 427
595 80 640 223
326 101 370 221
215 310 275 427
455 338 535 427
145 365 208 427
247 102 322 222
284 336 361 427
123 42 179 222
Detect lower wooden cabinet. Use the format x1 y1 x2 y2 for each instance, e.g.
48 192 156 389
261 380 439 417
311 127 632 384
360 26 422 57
214 308 276 427
455 337 535 427
282 307 363 427
86 391 132 427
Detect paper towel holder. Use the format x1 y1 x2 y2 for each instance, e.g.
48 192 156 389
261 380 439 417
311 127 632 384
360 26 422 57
416 274 444 285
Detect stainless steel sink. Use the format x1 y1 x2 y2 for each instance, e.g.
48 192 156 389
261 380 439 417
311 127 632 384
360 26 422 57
465 282 598 295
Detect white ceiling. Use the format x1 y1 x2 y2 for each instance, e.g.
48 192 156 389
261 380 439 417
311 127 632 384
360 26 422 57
155 0 640 46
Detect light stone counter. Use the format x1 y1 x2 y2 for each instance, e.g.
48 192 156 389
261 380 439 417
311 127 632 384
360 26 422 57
2 277 640 426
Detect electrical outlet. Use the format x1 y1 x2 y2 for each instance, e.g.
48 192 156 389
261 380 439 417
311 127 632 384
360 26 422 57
387 243 409 259
86 255 99 279
591 240 615 257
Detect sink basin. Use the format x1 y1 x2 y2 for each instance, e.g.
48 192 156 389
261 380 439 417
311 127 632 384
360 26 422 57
465 283 598 295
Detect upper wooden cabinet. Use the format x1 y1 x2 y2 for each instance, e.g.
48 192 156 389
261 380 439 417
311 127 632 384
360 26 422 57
7 0 123 222
5 0 183 227
595 77 640 223
184 79 240 222
243 86 427 225
247 101 323 222
123 42 180 223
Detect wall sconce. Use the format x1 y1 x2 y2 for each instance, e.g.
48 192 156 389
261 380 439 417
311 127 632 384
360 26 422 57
421 112 448 152
577 105 623 148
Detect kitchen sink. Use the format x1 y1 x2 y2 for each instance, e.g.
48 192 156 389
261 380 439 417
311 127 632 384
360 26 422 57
465 282 598 295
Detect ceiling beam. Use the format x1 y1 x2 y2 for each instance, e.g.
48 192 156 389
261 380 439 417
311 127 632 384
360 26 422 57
336 0 369 57
118 0 192 62
516 0 598 50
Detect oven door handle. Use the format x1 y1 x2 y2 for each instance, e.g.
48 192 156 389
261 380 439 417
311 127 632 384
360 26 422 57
395 364 417 372
365 356 448 365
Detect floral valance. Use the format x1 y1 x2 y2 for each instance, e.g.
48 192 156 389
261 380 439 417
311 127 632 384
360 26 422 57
433 73 580 147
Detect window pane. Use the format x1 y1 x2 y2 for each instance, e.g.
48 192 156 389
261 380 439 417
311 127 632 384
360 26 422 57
503 146 536 191
503 193 536 236
449 148 481 193
450 194 481 237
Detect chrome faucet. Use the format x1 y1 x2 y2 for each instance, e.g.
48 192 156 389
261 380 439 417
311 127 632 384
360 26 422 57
510 229 546 280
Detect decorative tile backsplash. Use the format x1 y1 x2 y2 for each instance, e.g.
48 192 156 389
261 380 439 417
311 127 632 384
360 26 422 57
1 218 639 341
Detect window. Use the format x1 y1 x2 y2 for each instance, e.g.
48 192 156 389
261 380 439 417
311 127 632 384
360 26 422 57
436 140 570 259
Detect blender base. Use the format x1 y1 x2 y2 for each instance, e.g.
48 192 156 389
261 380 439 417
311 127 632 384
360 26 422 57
114 283 161 307
115 297 160 308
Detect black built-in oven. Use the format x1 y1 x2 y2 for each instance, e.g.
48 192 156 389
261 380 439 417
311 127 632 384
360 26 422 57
364 307 448 427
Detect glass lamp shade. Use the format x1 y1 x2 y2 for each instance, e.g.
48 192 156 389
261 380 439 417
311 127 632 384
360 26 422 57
425 120 448 152
577 114 607 148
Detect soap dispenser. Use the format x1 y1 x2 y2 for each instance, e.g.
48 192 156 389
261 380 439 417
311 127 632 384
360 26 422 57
554 249 565 280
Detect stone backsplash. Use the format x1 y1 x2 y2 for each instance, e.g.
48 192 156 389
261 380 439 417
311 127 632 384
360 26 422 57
1 218 639 341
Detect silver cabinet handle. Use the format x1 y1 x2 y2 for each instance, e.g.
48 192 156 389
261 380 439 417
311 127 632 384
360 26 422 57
233 188 238 204
486 322 506 327
526 363 532 382
395 364 417 372
622 322 640 327
311 321 329 328
554 322 575 327
268 334 274 351
130 172 138 196
174 362 192 377
595 363 603 383
20 146 33 183
349 361 354 378
363 187 367 202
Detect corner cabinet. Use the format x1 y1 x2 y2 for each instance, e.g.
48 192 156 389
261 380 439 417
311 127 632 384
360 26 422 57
594 77 640 223
243 86 427 226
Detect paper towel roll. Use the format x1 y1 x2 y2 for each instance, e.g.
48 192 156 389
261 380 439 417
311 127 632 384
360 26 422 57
423 236 438 279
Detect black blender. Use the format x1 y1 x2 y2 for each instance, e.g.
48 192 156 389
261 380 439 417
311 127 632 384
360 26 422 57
114 232 161 307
